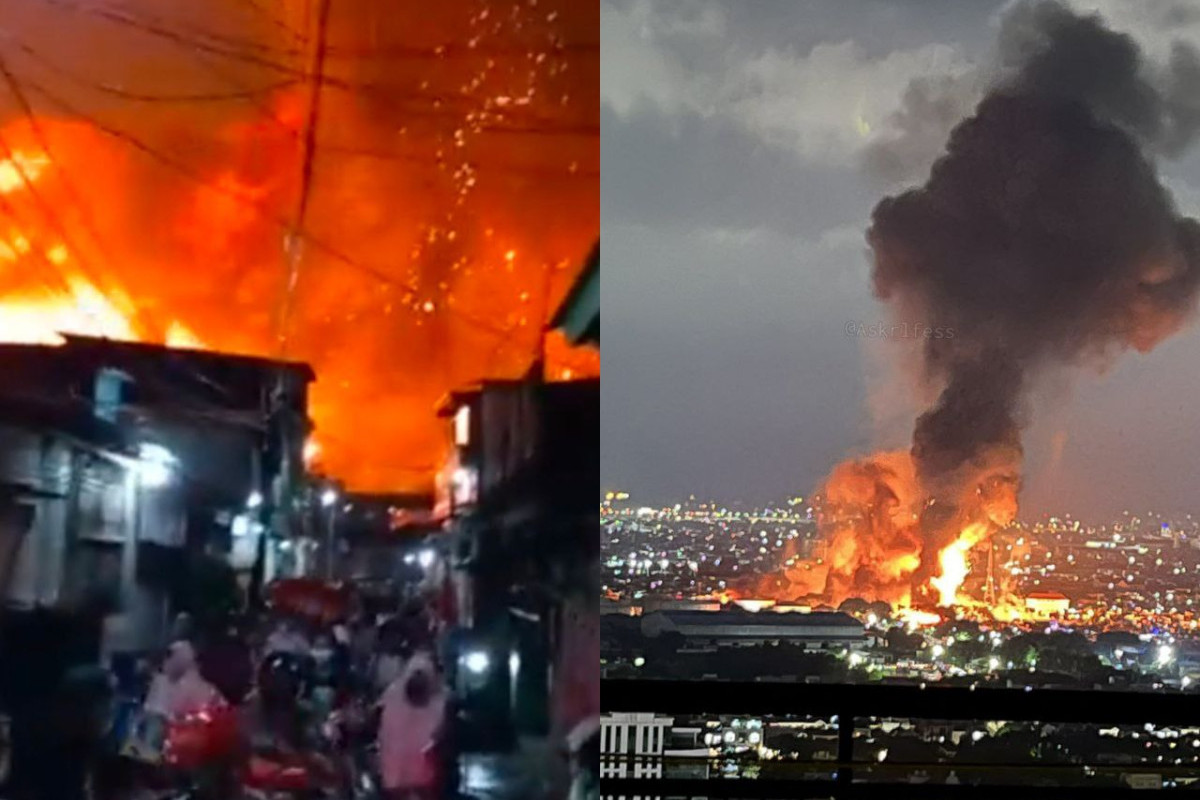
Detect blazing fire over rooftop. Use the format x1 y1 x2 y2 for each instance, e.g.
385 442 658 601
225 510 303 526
0 0 598 493
764 1 1200 613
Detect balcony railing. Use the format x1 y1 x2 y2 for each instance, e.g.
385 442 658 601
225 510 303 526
602 678 1200 798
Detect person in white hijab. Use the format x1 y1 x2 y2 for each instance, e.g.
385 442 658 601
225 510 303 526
377 649 447 799
144 640 219 719
130 640 219 762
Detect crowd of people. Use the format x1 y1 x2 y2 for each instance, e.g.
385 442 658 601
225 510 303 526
0 574 599 800
19 586 459 800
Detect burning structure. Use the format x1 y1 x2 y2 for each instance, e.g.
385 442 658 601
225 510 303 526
769 2 1200 612
0 0 598 494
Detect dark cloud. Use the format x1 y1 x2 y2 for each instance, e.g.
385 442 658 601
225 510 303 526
712 0 1003 62
869 0 1200 516
997 0 1200 157
601 106 876 236
602 0 1200 520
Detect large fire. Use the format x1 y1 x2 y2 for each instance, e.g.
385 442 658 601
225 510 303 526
759 4 1200 618
760 450 1015 612
0 0 599 492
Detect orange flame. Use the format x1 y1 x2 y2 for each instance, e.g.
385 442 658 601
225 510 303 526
755 448 1016 612
896 607 942 627
0 0 599 495
929 522 988 607
0 146 199 348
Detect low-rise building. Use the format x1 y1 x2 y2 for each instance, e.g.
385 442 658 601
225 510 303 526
641 608 866 651
0 335 314 659
1025 591 1070 619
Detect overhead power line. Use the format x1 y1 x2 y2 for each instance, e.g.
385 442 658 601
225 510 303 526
275 0 332 357
7 38 297 103
235 0 308 47
10 63 529 345
36 0 597 136
106 0 598 61
0 51 159 335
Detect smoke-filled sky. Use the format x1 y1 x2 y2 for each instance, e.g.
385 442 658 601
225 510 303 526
602 0 1200 523
0 0 598 493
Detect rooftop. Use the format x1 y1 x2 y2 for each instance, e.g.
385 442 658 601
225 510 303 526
652 609 861 628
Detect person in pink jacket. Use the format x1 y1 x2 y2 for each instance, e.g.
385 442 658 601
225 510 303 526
377 649 447 799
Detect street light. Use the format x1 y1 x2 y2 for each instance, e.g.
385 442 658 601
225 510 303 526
320 488 337 507
463 651 490 675
137 443 176 488
247 491 263 509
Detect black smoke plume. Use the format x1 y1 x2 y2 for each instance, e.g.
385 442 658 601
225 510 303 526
867 0 1200 592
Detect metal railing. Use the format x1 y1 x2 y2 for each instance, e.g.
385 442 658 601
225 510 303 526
601 678 1200 798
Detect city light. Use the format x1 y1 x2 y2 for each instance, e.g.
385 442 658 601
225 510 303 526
247 490 263 509
418 549 436 569
320 488 338 507
463 651 490 675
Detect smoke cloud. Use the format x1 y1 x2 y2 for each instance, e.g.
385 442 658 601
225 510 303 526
771 1 1200 607
872 0 1200 595
0 0 599 492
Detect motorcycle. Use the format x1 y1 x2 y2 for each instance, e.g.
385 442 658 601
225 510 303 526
239 748 342 800
141 698 343 800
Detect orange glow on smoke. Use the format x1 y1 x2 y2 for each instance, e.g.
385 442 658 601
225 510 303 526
0 0 599 493
757 448 1017 613
0 145 197 346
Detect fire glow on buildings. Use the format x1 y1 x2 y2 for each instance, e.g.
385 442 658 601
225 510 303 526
0 0 598 493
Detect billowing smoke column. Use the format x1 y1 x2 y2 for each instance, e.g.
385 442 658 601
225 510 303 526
783 1 1200 607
